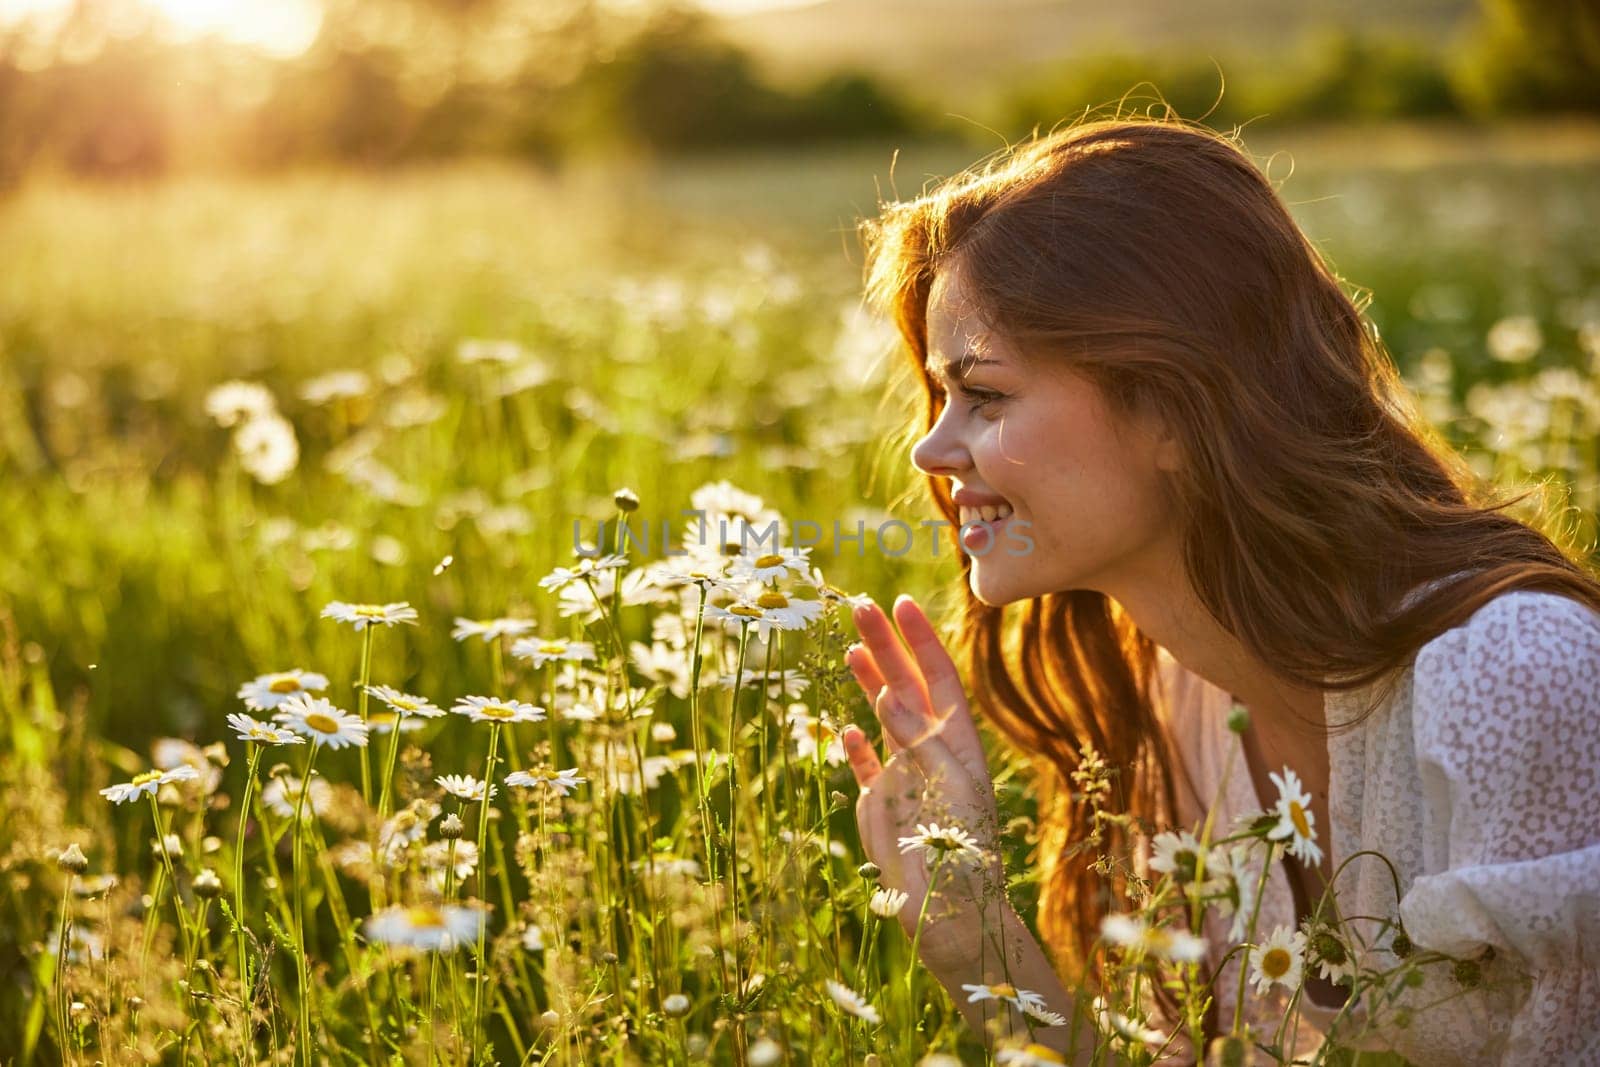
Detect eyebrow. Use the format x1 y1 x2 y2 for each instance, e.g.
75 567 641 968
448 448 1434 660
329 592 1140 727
924 355 1002 381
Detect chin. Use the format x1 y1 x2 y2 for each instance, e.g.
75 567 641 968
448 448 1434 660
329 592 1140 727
967 561 1034 607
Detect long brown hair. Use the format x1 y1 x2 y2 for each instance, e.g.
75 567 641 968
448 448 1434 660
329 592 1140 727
859 114 1600 986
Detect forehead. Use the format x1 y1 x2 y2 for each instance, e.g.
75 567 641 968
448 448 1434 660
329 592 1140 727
924 267 1009 378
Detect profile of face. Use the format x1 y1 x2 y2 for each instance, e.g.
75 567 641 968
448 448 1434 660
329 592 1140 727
912 262 1184 606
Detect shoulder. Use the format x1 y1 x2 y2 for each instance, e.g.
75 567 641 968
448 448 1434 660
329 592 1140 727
1410 588 1600 782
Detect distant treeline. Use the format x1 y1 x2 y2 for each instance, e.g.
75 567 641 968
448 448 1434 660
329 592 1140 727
0 0 1595 181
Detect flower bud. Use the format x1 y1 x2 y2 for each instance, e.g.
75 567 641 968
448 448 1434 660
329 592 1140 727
1226 703 1250 734
1390 929 1414 959
857 862 881 881
662 993 691 1018
613 488 640 513
193 868 223 899
57 843 89 874
440 814 465 840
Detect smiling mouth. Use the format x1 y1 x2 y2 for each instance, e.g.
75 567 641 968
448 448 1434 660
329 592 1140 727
958 503 1014 525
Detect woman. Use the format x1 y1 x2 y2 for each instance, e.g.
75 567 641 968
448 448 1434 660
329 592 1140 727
840 116 1600 1064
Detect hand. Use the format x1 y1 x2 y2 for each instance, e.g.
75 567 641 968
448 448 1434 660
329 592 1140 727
842 595 1003 962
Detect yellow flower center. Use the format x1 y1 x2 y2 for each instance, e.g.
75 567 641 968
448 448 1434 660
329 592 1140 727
538 641 567 654
269 677 302 693
370 711 398 726
1021 1047 1065 1065
305 712 340 734
406 906 446 929
132 770 163 786
730 605 763 619
1262 946 1292 980
990 983 1017 998
393 697 420 711
478 703 518 720
352 605 388 618
755 554 785 568
756 591 789 609
1289 801 1311 839
808 721 834 743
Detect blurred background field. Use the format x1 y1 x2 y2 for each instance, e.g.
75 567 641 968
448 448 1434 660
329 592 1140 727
1 0 1598 1062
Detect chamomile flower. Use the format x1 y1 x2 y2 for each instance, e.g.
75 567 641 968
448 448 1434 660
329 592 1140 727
364 903 484 951
504 768 587 796
1091 996 1167 1048
897 822 985 868
450 617 536 643
436 775 496 802
787 707 846 765
364 685 445 719
1149 829 1223 886
236 669 330 711
704 590 824 642
320 600 419 630
1306 923 1357 984
1249 924 1307 996
1023 1004 1070 1028
1267 766 1323 867
450 695 545 725
273 694 370 749
868 887 909 918
509 637 597 668
367 710 425 735
824 979 881 1026
996 1045 1068 1066
961 983 1050 1016
728 547 813 583
537 554 630 592
1212 842 1262 942
421 840 479 882
226 713 307 746
204 380 276 427
99 765 200 805
262 775 332 820
1099 913 1207 962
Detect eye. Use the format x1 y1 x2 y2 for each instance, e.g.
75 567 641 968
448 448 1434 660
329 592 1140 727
956 382 1006 414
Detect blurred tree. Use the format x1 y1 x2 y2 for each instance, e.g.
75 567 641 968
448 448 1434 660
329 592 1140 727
1452 0 1600 113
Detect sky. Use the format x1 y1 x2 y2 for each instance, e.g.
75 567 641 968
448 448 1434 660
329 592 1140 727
0 0 822 57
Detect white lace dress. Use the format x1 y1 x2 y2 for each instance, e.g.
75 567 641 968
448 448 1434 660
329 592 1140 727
1145 587 1600 1065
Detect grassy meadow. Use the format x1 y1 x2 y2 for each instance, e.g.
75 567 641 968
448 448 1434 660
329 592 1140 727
1 121 1598 1065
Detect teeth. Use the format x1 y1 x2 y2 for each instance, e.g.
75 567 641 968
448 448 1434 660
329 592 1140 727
958 502 1013 525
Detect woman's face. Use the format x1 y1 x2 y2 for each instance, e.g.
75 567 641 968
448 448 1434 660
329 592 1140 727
912 264 1183 607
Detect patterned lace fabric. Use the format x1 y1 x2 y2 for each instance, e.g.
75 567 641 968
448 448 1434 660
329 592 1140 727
1143 585 1600 1066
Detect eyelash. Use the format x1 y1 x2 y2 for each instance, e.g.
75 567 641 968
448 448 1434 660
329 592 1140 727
932 381 1007 414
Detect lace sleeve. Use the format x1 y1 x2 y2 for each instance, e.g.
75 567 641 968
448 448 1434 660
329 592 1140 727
1401 590 1600 1062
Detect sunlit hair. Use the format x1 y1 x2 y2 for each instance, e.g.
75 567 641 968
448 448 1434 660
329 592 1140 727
859 114 1600 995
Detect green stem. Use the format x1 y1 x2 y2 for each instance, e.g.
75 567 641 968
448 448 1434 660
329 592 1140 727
469 723 503 1056
234 744 264 1056
291 741 323 1064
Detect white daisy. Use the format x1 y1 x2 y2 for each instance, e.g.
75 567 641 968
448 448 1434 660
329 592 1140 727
1149 829 1222 887
99 765 200 805
236 669 330 711
554 567 658 620
364 685 445 719
824 979 880 1026
364 903 484 951
451 617 536 643
897 822 985 868
728 547 813 584
995 1044 1068 1065
421 839 479 882
715 670 810 700
1249 924 1307 996
371 710 427 735
1098 913 1207 962
787 707 846 766
504 768 587 797
234 413 298 485
588 741 676 795
320 600 419 630
537 554 630 592
509 637 598 668
520 924 546 952
436 774 496 803
629 640 694 699
1306 924 1358 984
961 983 1050 1015
273 694 370 749
868 887 909 919
1266 766 1323 867
204 380 277 427
300 370 371 405
1022 1004 1070 1027
704 590 824 642
151 833 184 859
226 712 307 746
261 775 333 820
450 695 545 725
1091 996 1166 1048
1212 842 1262 943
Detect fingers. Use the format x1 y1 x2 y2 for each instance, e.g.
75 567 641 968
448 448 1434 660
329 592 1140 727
889 595 987 770
844 641 902 755
876 685 970 792
851 601 932 720
841 724 882 789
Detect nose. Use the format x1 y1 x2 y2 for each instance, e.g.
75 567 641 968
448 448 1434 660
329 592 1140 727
911 409 970 477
